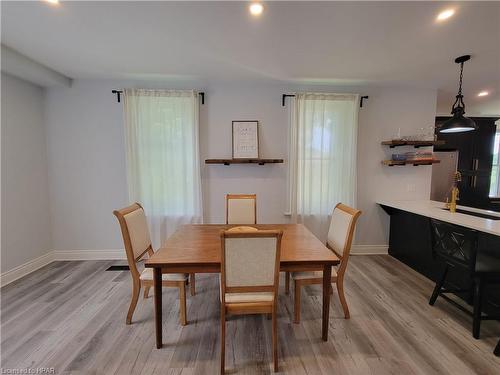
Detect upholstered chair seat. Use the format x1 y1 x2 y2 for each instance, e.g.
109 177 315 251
292 268 338 280
226 226 258 232
140 268 188 282
224 292 274 303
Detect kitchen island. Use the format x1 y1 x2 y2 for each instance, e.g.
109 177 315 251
378 199 500 315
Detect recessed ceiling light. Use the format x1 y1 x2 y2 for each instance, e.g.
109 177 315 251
477 91 489 97
249 3 264 16
436 9 455 21
44 0 60 5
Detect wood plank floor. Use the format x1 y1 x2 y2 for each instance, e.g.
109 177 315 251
1 256 499 374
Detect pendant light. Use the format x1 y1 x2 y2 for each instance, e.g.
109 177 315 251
439 55 477 133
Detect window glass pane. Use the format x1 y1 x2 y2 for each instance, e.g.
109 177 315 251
489 132 500 197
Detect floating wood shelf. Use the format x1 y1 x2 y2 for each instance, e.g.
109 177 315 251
381 140 445 148
205 158 284 166
382 159 441 166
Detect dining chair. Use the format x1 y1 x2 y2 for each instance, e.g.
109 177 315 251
113 202 191 326
286 203 361 323
220 228 283 374
226 194 257 224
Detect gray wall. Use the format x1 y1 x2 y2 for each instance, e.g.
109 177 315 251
1 73 51 272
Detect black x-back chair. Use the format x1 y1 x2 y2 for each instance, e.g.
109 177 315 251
429 219 500 339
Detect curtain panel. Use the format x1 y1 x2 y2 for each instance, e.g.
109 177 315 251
289 93 359 242
123 89 203 248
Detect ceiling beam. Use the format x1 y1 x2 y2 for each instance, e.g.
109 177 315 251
1 44 72 88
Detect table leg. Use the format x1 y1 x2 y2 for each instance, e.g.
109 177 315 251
153 267 162 348
322 264 332 341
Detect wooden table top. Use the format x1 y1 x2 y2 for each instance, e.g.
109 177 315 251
145 224 339 269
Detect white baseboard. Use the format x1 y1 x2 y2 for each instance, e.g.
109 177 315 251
0 251 55 287
351 245 388 255
1 249 126 288
53 249 126 261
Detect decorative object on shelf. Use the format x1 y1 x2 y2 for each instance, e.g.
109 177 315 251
391 153 407 162
439 55 477 133
381 140 445 148
232 121 259 159
404 151 435 162
382 139 441 166
382 159 440 166
205 158 283 166
385 151 438 166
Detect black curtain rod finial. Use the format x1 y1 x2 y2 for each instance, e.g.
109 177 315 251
112 89 123 103
282 94 296 106
360 95 369 108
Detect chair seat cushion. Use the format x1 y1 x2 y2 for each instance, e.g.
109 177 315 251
291 268 337 280
140 268 188 282
226 226 258 232
475 251 500 274
223 291 274 303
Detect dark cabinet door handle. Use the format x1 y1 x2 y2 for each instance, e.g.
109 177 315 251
469 175 478 188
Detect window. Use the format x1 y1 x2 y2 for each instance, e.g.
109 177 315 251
288 93 359 241
490 131 500 197
123 89 202 247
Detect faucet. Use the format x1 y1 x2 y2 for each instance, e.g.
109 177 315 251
445 171 462 213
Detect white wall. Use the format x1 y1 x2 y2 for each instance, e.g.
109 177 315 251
356 88 436 247
44 80 437 253
1 73 51 273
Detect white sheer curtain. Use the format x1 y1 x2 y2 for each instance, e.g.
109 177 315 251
289 93 359 241
123 89 203 249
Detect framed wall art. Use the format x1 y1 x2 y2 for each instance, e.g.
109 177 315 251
232 120 259 159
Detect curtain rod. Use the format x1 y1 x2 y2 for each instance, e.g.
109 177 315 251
282 94 369 108
111 90 205 104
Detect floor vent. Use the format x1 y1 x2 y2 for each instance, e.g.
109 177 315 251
106 265 130 271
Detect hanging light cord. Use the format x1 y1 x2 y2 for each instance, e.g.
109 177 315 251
451 62 466 113
457 62 464 97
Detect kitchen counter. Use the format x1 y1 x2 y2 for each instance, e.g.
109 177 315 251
378 199 500 316
377 199 500 237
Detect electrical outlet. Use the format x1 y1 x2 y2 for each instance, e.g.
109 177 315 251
407 183 416 193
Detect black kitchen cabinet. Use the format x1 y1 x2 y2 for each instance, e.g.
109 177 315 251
381 206 500 318
435 116 500 210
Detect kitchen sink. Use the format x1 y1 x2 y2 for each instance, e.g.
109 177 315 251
441 208 500 220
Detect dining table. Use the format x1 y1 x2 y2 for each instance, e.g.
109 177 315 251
145 223 340 349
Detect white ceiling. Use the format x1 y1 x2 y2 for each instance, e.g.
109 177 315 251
1 1 499 114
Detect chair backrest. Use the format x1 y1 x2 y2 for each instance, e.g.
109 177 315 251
226 194 257 224
326 203 362 275
430 219 478 272
113 203 154 278
220 229 282 302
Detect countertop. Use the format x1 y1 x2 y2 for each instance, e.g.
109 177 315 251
377 199 500 237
